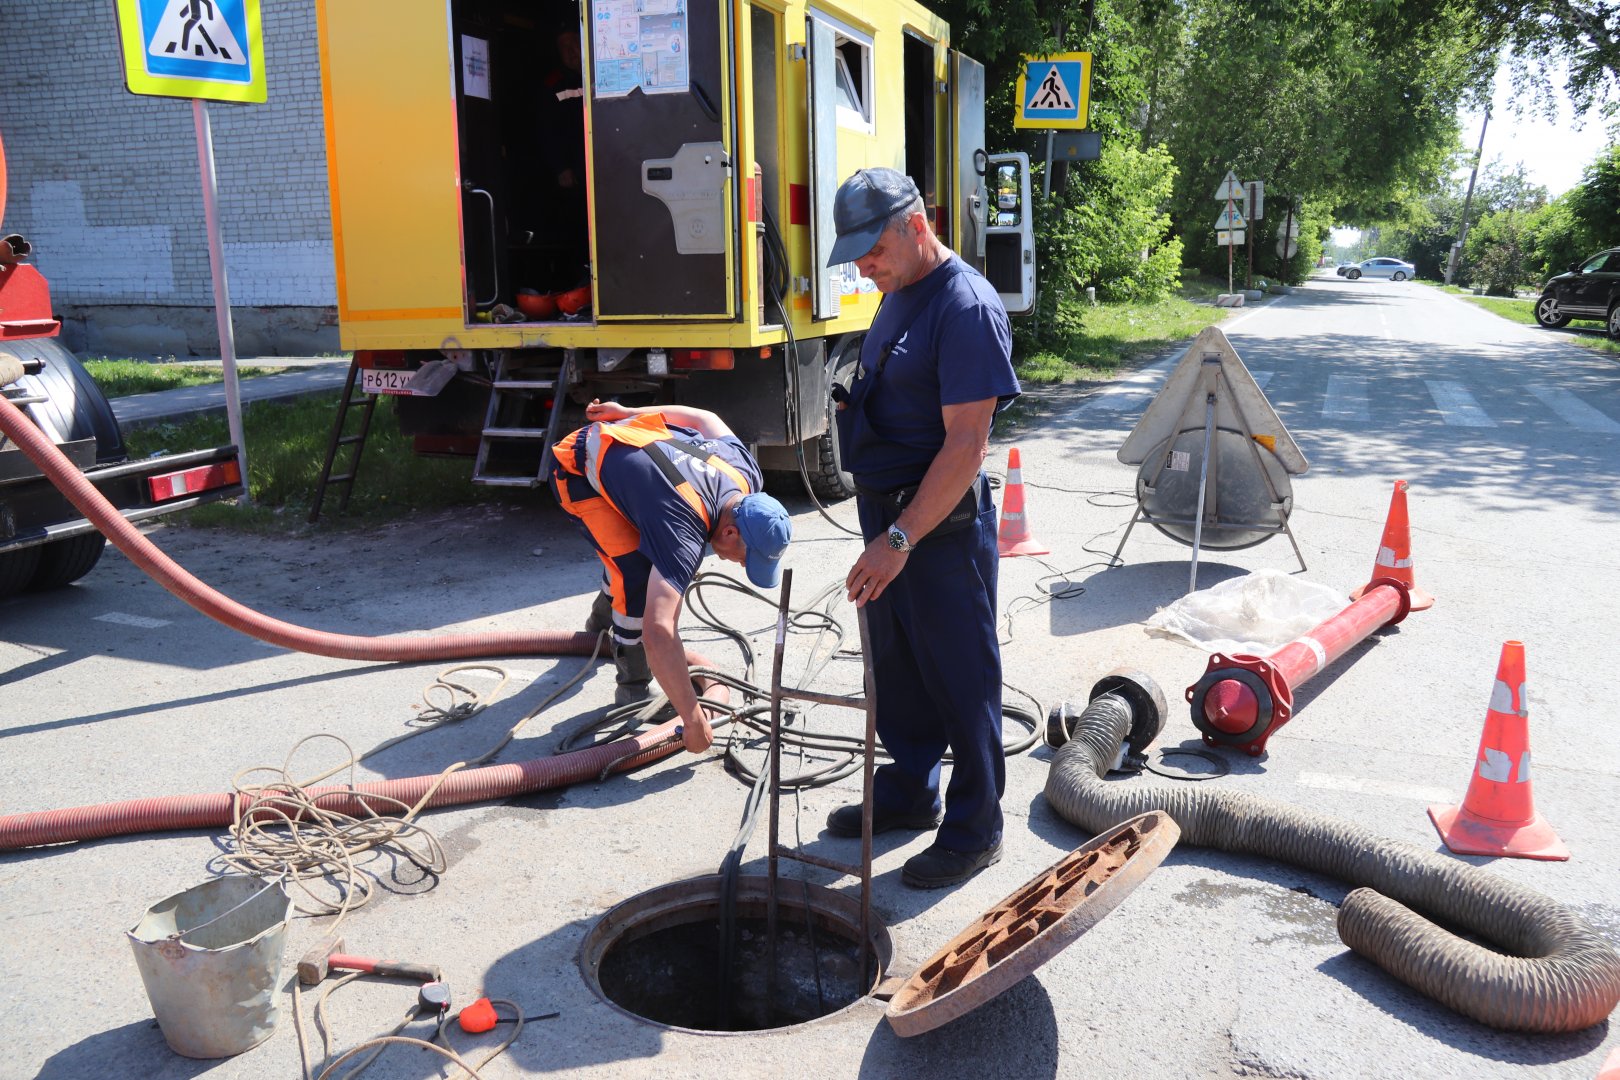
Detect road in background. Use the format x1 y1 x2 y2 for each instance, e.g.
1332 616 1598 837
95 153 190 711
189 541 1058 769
2 273 1617 1078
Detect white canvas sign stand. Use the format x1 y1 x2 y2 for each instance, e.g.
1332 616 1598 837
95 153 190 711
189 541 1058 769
1112 326 1310 592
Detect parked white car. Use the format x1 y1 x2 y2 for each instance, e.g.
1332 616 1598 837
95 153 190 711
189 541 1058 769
1345 257 1414 281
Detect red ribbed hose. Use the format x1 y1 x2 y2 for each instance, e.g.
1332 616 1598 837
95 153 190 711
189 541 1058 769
0 393 726 850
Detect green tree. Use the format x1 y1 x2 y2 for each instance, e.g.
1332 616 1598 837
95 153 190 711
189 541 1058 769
1566 140 1620 244
1461 208 1537 293
1146 0 1488 277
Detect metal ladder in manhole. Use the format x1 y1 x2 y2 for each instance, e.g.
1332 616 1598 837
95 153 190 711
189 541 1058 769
762 568 878 994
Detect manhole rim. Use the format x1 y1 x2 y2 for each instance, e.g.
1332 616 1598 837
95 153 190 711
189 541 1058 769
577 872 894 1037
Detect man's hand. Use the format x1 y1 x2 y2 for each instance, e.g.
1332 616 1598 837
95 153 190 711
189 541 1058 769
585 398 632 422
681 712 715 754
845 534 908 607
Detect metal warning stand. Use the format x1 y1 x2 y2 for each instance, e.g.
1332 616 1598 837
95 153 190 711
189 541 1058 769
763 569 879 999
1112 326 1310 592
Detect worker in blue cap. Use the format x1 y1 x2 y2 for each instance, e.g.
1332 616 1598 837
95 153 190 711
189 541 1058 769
550 400 792 753
823 167 1019 888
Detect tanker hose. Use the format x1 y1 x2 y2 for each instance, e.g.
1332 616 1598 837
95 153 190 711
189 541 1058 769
1044 693 1620 1034
0 385 731 852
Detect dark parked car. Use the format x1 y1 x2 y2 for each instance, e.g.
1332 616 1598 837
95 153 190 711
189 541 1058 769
1535 248 1620 339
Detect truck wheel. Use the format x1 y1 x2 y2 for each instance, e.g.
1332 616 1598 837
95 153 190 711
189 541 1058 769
28 533 108 591
0 547 42 601
804 340 861 502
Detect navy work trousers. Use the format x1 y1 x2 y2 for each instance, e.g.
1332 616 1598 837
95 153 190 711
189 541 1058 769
856 477 1005 853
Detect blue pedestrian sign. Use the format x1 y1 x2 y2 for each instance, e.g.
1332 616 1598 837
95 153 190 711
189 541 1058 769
1014 52 1091 130
114 0 267 103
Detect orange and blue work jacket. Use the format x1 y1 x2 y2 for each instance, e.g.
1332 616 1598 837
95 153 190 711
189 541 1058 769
550 412 762 594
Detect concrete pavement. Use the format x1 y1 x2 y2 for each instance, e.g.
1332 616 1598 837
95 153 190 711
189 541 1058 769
109 355 352 428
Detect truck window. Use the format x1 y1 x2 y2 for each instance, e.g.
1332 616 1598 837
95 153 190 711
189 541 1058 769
812 12 873 133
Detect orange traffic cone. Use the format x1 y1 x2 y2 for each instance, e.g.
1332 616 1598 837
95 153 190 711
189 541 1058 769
1428 641 1568 860
997 447 1049 557
1350 479 1434 610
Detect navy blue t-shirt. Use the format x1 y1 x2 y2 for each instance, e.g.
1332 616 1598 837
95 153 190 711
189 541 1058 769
595 425 762 593
848 256 1019 492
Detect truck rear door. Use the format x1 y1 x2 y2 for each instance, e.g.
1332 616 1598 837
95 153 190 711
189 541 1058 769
588 0 740 320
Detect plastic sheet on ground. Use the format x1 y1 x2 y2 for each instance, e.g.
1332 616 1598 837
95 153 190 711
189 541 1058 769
1145 569 1348 656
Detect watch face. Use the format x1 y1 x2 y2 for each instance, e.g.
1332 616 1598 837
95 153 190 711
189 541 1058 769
888 526 908 551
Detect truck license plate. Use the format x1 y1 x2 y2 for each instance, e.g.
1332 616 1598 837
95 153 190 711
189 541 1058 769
360 368 418 395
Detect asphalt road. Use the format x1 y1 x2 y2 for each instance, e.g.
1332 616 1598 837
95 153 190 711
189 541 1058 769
2 273 1617 1078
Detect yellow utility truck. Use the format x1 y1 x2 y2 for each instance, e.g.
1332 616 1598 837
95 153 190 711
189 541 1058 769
315 0 1034 499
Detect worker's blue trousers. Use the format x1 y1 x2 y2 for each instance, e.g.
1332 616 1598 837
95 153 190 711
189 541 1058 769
856 478 1005 854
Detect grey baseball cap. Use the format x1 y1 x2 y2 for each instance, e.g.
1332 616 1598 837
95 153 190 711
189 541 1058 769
826 168 920 266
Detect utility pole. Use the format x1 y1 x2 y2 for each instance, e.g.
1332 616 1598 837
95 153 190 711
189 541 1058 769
1445 107 1490 286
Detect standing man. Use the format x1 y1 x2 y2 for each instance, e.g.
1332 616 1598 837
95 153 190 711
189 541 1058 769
823 168 1019 889
550 401 792 753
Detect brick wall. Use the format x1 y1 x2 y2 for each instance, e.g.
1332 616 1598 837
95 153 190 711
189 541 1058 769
0 3 337 354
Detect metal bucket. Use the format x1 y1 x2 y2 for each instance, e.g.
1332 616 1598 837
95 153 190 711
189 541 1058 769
126 875 292 1059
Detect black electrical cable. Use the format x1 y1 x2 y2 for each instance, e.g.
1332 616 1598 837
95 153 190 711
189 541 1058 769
761 201 862 538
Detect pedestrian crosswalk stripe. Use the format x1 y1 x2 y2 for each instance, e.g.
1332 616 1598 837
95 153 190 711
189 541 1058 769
1527 385 1620 434
1424 380 1496 428
1323 374 1370 422
95 611 171 629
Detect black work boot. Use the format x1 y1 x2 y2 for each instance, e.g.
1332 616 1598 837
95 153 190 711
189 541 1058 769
613 642 653 706
585 590 614 636
825 804 942 838
901 840 1004 889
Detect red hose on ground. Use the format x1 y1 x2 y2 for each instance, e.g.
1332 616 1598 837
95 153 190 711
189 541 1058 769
0 393 726 851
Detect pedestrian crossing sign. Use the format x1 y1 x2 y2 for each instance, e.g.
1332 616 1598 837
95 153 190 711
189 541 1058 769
1014 52 1091 130
114 0 267 103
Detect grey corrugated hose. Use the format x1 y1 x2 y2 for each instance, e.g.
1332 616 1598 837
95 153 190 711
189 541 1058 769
1044 694 1620 1034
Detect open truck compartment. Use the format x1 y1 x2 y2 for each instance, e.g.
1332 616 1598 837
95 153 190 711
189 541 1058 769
317 0 1033 493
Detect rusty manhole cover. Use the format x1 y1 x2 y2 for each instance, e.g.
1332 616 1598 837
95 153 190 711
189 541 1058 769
884 810 1179 1036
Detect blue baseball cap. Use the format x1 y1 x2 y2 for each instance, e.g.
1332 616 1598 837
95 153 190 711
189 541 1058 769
827 168 921 266
733 493 792 589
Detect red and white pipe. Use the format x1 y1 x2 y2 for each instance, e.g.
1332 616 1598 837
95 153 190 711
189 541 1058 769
1187 579 1412 756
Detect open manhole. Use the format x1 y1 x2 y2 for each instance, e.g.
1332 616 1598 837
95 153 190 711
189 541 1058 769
580 812 1178 1037
579 874 892 1034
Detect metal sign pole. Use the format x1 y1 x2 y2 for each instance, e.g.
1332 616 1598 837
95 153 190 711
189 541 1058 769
192 98 248 502
1226 188 1235 296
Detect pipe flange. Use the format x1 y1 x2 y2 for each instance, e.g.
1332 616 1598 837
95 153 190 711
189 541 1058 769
1188 664 1274 746
1090 669 1166 758
1366 576 1413 626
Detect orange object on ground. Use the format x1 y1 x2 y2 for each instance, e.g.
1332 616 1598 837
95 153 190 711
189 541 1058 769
1350 479 1434 610
556 284 592 315
458 997 499 1034
1596 1045 1620 1080
1428 641 1569 861
996 447 1048 557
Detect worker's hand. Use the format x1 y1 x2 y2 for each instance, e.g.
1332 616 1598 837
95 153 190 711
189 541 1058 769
680 711 715 754
845 535 908 607
586 398 633 422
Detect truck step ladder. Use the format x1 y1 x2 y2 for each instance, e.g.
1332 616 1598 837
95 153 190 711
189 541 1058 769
308 355 378 523
472 351 573 487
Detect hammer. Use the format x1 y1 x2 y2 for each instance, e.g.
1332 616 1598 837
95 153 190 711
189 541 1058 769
297 935 443 986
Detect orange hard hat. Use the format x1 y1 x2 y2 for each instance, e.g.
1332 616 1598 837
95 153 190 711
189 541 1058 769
556 285 592 315
515 288 557 319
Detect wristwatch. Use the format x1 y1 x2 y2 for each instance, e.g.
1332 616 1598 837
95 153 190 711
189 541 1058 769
886 524 913 553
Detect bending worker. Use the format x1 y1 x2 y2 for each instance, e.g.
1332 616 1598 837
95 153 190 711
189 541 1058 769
823 168 1019 889
549 401 793 753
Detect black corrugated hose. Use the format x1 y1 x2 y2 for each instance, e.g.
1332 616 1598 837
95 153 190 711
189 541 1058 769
1044 693 1620 1034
